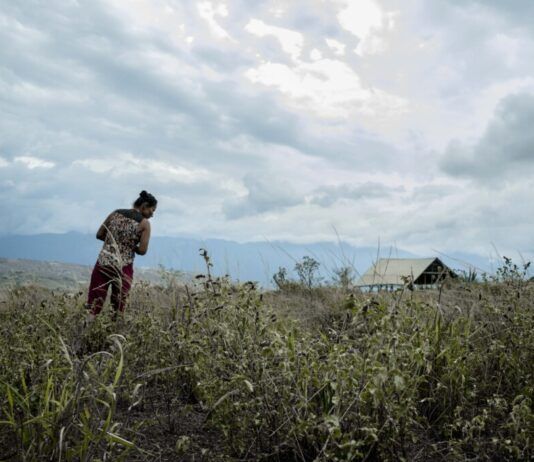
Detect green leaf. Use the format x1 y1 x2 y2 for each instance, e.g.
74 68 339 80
106 431 134 448
394 375 405 391
244 379 254 393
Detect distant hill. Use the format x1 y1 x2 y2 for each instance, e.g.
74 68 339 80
0 233 493 286
0 258 183 291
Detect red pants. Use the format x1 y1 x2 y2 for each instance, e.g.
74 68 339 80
87 262 134 315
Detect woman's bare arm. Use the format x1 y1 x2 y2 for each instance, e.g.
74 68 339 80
136 219 151 255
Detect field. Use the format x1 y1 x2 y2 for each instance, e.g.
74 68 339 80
0 258 182 291
0 258 532 461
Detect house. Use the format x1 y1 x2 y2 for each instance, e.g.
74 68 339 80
356 257 456 291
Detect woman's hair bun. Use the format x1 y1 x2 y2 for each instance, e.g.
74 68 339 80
134 190 158 208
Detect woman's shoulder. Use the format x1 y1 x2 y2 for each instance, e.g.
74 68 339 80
115 209 143 223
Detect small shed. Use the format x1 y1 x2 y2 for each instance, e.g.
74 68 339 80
356 257 456 291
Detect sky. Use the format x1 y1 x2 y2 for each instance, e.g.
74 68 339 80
1 0 533 259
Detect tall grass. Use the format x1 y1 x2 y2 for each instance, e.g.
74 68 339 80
0 257 532 461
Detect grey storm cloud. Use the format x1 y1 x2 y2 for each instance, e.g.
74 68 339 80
441 92 534 181
445 0 534 30
0 0 406 181
410 184 456 202
311 182 404 208
223 174 303 220
1 0 533 260
0 1 302 173
1 1 351 164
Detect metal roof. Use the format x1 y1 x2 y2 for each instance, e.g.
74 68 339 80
356 258 442 286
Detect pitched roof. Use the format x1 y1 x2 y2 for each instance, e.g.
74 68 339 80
356 258 441 286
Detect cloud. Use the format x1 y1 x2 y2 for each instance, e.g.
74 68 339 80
245 57 407 119
223 174 303 219
441 92 534 181
336 0 395 56
73 153 212 184
0 0 534 260
197 1 234 41
325 37 346 56
445 0 534 32
14 156 55 169
245 19 304 60
311 182 404 207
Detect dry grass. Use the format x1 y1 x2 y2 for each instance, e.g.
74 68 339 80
0 259 532 461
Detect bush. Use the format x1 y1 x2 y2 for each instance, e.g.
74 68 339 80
0 257 532 460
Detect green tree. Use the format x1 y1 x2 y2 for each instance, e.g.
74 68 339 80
272 266 289 290
332 266 354 290
295 256 321 289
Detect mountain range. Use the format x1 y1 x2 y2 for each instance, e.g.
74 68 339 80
0 232 495 286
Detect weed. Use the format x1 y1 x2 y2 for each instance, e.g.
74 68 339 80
0 257 532 461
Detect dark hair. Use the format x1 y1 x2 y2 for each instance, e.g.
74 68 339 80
133 190 157 207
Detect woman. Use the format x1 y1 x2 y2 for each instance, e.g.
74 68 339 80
86 190 157 318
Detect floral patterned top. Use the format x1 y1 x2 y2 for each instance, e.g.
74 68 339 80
97 209 143 268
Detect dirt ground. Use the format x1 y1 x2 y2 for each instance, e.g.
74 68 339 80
116 392 229 461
